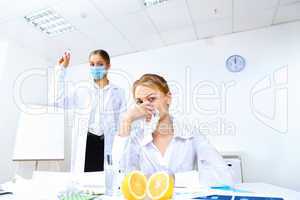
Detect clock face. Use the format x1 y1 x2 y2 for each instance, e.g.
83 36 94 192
226 55 246 72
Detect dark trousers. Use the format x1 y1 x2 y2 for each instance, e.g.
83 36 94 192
84 132 104 172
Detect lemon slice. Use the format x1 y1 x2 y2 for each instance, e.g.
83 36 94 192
121 171 147 200
146 171 174 200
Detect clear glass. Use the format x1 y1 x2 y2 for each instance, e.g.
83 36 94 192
105 166 113 196
104 154 122 196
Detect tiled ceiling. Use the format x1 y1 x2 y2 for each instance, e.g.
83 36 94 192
0 0 299 65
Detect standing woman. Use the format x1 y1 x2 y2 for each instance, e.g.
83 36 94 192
113 74 233 186
50 49 126 172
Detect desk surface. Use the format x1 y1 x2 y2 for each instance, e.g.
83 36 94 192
1 172 299 200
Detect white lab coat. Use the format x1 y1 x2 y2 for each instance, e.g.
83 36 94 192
49 65 126 173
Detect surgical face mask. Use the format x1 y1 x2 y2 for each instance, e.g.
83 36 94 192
144 109 160 136
90 65 107 80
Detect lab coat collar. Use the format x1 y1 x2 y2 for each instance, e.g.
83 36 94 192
140 116 195 146
91 79 118 91
87 72 118 91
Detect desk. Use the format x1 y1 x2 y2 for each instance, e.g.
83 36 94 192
1 172 299 200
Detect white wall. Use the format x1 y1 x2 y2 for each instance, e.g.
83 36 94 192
0 38 49 183
64 21 300 190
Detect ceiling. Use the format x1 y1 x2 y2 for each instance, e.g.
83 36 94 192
0 0 299 65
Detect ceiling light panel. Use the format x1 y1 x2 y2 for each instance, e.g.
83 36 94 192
144 0 169 7
24 8 76 36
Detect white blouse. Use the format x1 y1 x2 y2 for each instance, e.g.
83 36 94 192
112 118 234 187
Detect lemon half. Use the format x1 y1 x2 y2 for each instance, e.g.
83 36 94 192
146 171 174 200
121 171 147 200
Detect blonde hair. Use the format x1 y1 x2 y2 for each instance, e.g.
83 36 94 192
133 74 170 97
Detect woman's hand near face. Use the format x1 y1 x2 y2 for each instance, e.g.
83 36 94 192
119 102 155 137
126 102 155 122
58 52 71 68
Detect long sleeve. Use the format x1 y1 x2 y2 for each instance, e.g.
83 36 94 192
193 135 234 187
116 89 127 132
112 122 143 173
112 135 141 173
48 65 75 108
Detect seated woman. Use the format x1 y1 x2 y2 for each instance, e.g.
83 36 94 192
112 74 233 187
